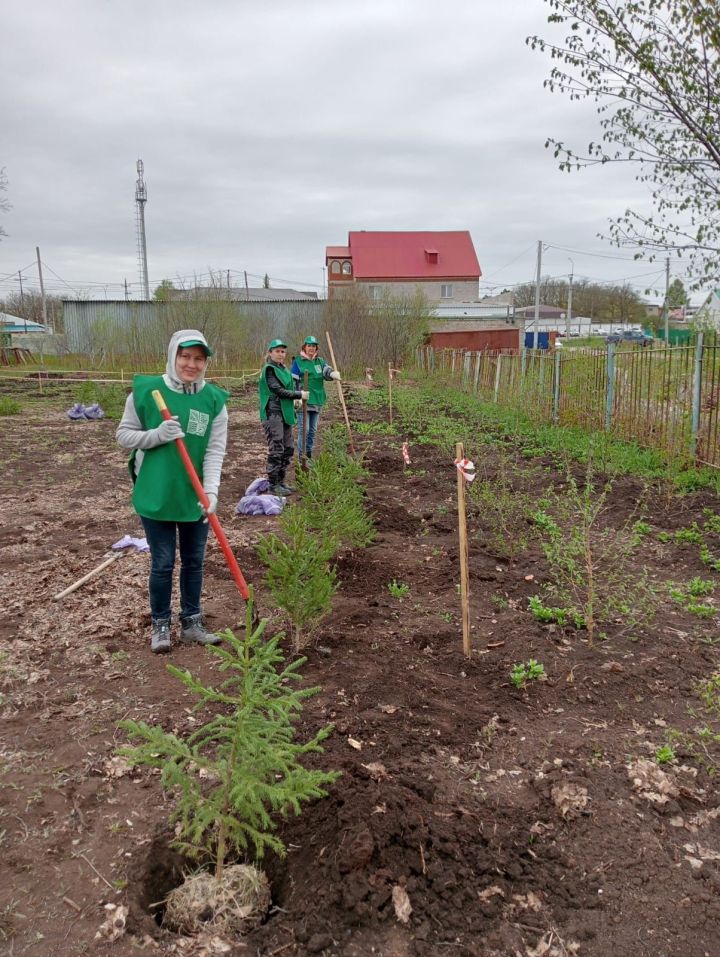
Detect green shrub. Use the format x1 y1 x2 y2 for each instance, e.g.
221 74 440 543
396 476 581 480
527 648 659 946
0 397 21 416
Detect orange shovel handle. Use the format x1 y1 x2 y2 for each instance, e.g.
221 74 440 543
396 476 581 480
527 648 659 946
152 390 250 601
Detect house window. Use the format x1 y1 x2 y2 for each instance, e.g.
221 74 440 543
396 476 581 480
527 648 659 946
441 284 453 298
425 249 439 264
330 261 341 274
368 285 381 300
342 261 352 275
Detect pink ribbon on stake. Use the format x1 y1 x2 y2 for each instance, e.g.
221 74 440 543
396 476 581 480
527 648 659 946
402 441 411 465
454 457 476 483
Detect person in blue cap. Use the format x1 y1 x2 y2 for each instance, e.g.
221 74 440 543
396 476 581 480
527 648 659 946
259 339 309 496
290 335 341 460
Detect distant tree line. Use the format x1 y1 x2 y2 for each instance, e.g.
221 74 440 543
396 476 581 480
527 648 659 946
511 279 647 323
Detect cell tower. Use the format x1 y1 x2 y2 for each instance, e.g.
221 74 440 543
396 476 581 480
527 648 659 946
135 159 150 300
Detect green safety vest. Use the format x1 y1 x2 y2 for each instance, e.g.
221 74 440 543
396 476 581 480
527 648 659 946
294 354 328 408
129 375 228 522
259 363 296 425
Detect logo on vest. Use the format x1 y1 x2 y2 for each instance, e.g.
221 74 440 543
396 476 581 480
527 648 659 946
314 364 322 373
187 409 210 437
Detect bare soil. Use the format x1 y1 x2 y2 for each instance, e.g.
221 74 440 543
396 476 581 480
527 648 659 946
1 378 720 957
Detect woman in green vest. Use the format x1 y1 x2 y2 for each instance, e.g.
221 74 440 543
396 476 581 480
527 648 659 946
116 329 229 654
290 335 341 459
259 339 309 496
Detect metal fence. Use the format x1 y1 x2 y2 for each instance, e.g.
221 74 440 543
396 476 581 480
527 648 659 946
416 337 720 468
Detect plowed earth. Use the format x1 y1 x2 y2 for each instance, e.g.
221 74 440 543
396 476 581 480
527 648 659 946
1 378 720 957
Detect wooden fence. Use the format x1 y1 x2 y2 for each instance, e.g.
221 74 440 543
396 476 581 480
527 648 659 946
416 337 720 468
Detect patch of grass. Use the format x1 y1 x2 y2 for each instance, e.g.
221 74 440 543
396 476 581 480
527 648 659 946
528 595 584 629
388 580 410 599
0 397 21 416
654 744 676 765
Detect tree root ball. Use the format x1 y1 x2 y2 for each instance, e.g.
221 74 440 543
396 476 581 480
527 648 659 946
163 864 271 937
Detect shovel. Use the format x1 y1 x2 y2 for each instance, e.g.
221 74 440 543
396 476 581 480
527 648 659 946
300 371 309 470
152 390 254 612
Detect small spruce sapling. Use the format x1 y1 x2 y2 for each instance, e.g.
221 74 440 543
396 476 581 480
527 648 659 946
256 507 338 651
118 593 340 880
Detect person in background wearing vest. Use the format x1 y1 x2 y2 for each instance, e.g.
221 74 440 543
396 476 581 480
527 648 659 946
259 338 309 497
116 329 229 654
290 335 341 460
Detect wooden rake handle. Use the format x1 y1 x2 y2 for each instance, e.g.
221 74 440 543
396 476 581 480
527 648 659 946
325 331 355 454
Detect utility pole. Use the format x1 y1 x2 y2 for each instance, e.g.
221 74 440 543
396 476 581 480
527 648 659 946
663 257 671 344
36 246 50 332
244 270 250 301
135 159 150 300
566 259 574 338
532 239 542 350
124 278 129 302
18 271 27 332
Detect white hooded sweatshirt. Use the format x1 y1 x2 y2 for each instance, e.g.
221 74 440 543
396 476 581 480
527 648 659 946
115 329 228 495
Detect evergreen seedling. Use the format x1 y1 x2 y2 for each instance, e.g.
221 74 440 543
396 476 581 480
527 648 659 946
118 595 340 879
296 451 375 551
256 507 338 651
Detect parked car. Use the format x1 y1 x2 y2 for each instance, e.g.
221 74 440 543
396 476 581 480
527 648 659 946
605 330 653 346
621 330 654 345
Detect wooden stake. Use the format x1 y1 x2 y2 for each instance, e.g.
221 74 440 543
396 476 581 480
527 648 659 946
388 363 393 425
325 331 356 454
455 442 471 657
53 552 124 600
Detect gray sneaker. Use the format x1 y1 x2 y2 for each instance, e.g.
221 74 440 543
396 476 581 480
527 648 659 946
150 618 172 654
180 614 222 646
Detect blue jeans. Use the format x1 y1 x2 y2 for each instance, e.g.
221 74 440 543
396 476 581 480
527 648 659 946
140 516 210 621
296 409 320 457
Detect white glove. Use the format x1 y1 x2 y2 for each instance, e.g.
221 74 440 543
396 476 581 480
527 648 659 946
199 493 217 521
330 370 341 381
156 416 184 443
300 390 310 401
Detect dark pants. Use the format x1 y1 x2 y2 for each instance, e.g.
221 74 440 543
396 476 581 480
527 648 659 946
296 409 320 457
140 516 210 621
263 414 294 484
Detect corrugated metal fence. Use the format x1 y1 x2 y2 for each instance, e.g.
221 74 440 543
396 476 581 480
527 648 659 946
417 337 720 468
62 299 325 362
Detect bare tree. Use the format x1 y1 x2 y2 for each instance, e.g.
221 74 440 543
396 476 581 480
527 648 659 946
528 1 720 287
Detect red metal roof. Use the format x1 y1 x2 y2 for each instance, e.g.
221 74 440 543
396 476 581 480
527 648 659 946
325 246 350 259
346 231 480 280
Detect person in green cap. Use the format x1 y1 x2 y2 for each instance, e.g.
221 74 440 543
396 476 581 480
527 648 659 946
259 339 309 496
116 329 229 654
290 335 341 459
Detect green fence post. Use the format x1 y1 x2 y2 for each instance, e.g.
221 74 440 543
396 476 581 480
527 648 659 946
553 348 561 425
605 341 616 431
690 332 704 461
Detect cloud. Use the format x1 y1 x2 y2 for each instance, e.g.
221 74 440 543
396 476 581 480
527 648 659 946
0 0 687 301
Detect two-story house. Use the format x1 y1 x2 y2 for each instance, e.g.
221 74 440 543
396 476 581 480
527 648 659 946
325 230 481 302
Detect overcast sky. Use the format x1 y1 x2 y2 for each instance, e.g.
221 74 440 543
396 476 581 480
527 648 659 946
0 0 690 304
